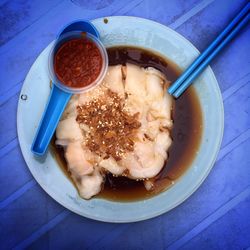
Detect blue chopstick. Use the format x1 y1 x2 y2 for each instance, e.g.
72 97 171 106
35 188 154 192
168 3 250 96
172 13 249 98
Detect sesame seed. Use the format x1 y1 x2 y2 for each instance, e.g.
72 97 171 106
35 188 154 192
76 89 141 161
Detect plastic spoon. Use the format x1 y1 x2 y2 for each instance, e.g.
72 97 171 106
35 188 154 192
31 21 101 156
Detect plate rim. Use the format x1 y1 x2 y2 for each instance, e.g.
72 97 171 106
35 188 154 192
17 16 224 223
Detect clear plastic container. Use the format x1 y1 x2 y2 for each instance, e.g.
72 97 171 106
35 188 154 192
48 31 108 94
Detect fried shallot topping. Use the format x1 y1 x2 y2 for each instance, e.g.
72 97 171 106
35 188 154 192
76 89 141 161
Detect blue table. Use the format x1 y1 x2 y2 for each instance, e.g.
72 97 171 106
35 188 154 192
0 0 249 249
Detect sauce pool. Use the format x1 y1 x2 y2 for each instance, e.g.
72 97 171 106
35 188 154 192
54 37 103 88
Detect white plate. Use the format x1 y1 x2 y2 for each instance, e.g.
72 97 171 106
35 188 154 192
17 16 224 223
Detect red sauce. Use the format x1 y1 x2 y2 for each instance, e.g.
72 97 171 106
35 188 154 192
54 37 103 88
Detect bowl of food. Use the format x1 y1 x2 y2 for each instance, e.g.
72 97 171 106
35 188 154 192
17 16 224 222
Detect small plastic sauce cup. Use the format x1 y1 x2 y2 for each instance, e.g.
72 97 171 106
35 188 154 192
48 31 108 94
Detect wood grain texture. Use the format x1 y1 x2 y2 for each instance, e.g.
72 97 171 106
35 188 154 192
0 0 249 249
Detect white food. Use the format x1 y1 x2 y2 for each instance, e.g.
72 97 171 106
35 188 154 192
56 63 173 199
75 169 103 200
102 64 125 96
99 157 126 176
65 142 94 176
56 116 82 141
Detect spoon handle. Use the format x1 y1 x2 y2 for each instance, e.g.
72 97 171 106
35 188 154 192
31 84 71 155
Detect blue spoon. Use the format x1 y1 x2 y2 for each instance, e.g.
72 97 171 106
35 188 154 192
31 21 100 156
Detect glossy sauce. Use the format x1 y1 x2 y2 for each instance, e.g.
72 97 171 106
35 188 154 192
54 37 103 88
51 46 203 202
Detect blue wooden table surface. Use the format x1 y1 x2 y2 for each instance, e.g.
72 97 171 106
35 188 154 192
0 0 249 249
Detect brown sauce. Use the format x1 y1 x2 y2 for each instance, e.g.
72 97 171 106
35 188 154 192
51 46 203 202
